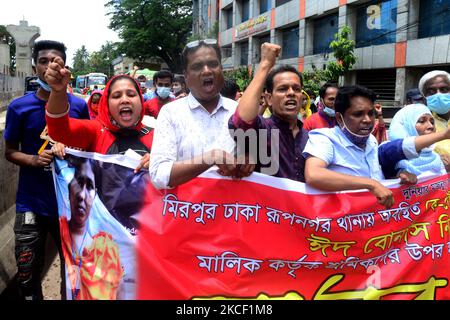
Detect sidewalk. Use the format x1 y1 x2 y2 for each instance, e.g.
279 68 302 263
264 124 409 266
42 255 62 300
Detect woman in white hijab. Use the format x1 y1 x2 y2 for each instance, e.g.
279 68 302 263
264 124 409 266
389 104 448 175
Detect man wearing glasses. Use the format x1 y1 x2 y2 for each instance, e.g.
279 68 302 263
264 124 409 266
149 39 254 189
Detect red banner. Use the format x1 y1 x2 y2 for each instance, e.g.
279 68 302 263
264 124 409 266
138 172 450 300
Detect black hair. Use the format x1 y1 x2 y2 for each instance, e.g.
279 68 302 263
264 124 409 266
265 65 303 94
305 89 316 97
153 69 173 84
319 82 339 99
108 75 141 98
220 79 240 100
182 41 222 71
334 85 377 115
173 75 186 85
32 40 67 64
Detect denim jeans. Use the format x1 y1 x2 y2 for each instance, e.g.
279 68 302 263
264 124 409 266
14 211 66 300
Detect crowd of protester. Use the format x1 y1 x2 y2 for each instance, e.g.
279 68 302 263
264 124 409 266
3 38 449 300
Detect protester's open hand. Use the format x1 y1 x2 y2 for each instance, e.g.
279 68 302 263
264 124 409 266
45 56 71 92
134 153 150 173
440 154 450 172
369 180 394 209
374 103 383 116
260 43 281 70
51 142 66 160
398 171 418 185
32 149 54 167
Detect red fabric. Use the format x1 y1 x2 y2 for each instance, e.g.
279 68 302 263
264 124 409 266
144 97 175 118
372 121 388 145
46 74 153 154
303 112 335 131
138 173 450 299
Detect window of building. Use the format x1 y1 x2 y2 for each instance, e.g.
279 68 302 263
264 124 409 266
418 0 450 38
254 34 271 62
355 0 398 48
222 45 232 58
276 0 291 7
260 0 271 14
242 0 250 22
240 42 249 65
282 26 299 59
313 14 338 54
224 7 233 29
357 69 396 101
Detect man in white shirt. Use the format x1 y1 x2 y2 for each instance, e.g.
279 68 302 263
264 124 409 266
150 39 254 189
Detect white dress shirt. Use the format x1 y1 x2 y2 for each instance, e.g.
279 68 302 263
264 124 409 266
149 93 237 189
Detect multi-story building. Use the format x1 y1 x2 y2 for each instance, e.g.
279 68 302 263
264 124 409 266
197 0 450 111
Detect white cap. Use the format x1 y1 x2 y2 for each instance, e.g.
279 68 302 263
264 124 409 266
418 70 450 95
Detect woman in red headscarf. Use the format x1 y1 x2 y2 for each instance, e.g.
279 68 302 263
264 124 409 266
86 90 103 120
44 57 153 171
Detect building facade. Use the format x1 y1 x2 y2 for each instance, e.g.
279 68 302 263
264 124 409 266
197 0 450 110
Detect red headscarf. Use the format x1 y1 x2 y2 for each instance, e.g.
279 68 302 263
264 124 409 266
97 74 146 133
87 90 103 120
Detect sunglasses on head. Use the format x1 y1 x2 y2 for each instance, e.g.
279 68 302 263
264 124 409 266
185 38 218 49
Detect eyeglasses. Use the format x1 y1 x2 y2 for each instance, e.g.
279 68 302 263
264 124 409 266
185 38 218 49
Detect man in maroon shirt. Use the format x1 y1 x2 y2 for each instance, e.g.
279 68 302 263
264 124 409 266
144 69 175 118
303 82 338 131
229 43 309 182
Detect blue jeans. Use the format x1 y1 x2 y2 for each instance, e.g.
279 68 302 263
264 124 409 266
14 211 66 300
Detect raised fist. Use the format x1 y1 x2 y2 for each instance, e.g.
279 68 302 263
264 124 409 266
44 56 71 93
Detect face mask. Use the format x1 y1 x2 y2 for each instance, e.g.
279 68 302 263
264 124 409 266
36 78 52 92
321 99 335 117
157 86 171 99
426 93 450 115
172 85 182 94
323 106 335 117
338 114 370 148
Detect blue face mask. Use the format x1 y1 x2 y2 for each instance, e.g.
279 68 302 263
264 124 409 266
323 106 335 117
426 93 450 115
36 78 52 92
338 114 370 148
157 86 171 99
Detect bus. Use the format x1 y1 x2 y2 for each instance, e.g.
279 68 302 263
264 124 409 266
75 73 108 93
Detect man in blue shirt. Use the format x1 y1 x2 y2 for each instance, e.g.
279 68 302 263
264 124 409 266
3 40 89 300
303 85 449 209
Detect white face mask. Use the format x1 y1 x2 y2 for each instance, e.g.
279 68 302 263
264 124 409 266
172 85 182 94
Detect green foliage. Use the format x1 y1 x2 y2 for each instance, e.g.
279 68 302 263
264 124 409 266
72 45 90 77
302 66 329 94
106 0 193 73
302 25 357 93
72 42 119 78
0 25 16 73
328 25 357 81
224 66 253 91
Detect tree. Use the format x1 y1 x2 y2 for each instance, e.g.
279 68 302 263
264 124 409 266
326 25 357 83
302 25 357 93
0 25 16 74
224 66 254 91
72 45 90 77
89 41 119 77
106 0 193 73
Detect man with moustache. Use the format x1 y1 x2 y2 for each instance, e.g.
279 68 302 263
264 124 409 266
150 39 253 189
